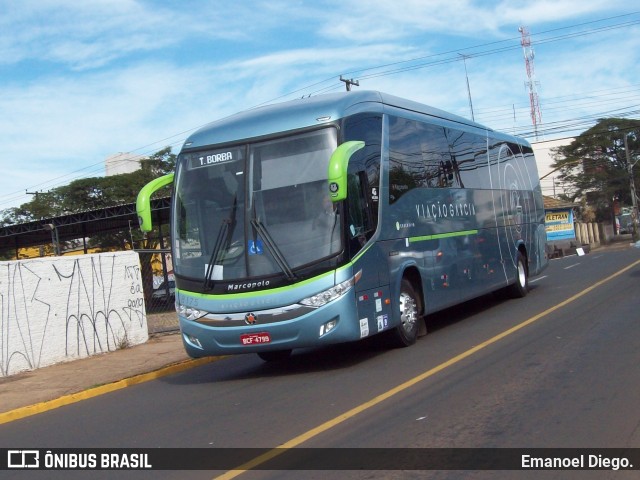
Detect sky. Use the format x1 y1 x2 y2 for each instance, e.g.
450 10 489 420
1 0 639 212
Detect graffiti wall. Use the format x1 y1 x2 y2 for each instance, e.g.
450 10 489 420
0 251 148 377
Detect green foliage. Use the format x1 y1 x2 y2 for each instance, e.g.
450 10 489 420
0 147 176 226
551 118 640 221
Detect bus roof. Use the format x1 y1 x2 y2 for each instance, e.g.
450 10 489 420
183 90 522 150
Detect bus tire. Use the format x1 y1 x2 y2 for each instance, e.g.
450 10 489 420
506 251 528 298
257 349 292 362
387 278 421 348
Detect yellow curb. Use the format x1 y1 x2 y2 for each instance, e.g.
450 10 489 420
0 356 223 425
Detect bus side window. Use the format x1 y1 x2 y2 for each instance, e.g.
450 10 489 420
347 171 374 255
342 113 382 227
388 117 422 203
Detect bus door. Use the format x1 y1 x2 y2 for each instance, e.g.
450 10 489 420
345 156 393 338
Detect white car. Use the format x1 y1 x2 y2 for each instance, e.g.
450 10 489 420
152 280 175 300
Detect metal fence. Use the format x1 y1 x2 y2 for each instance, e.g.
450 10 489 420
137 248 175 314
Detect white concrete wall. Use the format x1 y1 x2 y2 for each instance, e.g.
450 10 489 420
0 251 148 377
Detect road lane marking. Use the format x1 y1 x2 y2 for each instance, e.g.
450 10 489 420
214 257 640 479
529 275 547 283
564 263 581 270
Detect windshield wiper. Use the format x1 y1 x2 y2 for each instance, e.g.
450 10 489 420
203 218 229 290
203 196 238 290
250 217 297 281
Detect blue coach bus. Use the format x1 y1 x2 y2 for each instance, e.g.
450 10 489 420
137 91 548 361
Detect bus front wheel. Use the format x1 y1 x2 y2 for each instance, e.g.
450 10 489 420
387 279 421 348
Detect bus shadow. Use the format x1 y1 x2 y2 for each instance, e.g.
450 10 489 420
256 286 541 377
162 286 539 384
424 285 540 334
162 337 394 385
259 339 390 375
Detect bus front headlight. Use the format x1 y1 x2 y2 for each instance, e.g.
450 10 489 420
299 270 361 308
177 303 203 321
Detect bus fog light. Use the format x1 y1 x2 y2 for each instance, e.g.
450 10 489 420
319 319 338 337
185 334 203 349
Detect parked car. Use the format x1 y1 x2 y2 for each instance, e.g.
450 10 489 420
152 280 175 300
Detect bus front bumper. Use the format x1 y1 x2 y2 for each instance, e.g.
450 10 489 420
177 292 363 357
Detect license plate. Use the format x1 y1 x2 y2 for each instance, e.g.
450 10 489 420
240 332 271 345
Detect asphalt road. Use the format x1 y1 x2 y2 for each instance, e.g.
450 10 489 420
1 247 639 480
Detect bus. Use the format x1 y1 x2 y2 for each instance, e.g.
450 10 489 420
137 91 548 361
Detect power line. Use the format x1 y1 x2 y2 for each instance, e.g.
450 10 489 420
334 12 640 83
319 16 638 85
476 91 640 125
2 12 639 212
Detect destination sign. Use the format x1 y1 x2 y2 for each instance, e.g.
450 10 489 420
186 147 244 170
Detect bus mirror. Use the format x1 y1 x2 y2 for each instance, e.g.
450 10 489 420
327 141 365 202
136 173 174 232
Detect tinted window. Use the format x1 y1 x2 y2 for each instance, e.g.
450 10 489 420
388 117 425 203
450 130 490 189
343 114 382 195
418 123 456 189
388 115 493 200
343 114 382 235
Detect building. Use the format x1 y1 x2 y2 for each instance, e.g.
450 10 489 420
105 152 143 177
532 138 574 198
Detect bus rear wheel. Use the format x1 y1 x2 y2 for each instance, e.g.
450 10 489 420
386 279 421 348
506 251 528 298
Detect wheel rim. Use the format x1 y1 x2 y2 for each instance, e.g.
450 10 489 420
517 259 527 287
399 292 418 334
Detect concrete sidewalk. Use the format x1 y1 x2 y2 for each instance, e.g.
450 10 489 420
0 313 195 418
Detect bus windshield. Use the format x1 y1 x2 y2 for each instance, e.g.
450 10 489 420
172 128 340 289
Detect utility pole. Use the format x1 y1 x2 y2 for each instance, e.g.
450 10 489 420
43 223 60 256
624 134 639 241
458 54 475 121
340 75 359 91
26 190 41 199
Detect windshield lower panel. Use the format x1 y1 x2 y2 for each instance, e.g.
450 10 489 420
173 127 341 294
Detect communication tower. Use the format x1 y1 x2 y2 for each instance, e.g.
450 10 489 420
519 26 542 139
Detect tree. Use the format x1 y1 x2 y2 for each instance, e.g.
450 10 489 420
551 118 640 222
0 147 176 227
